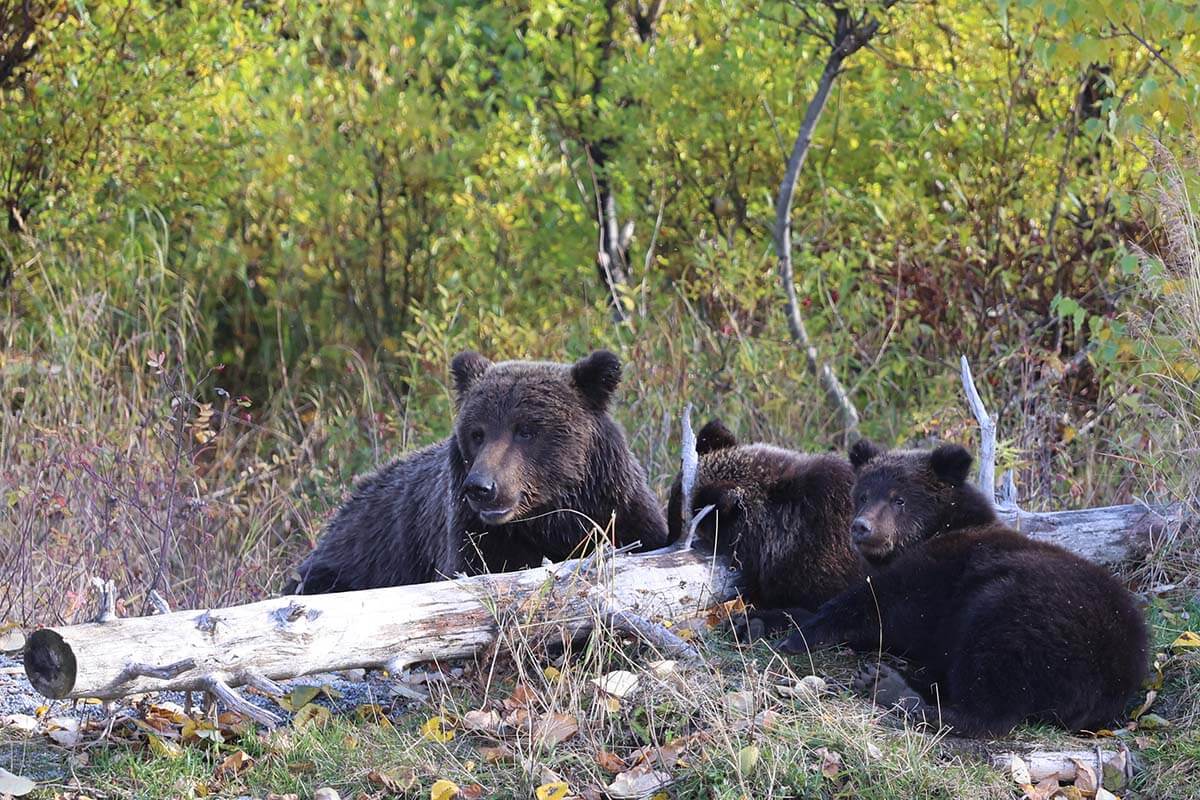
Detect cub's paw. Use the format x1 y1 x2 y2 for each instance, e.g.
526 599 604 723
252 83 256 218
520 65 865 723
853 662 924 715
729 612 767 643
775 630 810 655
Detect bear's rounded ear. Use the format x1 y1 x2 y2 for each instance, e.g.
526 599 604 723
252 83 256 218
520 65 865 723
848 438 882 471
930 444 973 486
571 349 622 410
451 351 492 400
696 419 737 455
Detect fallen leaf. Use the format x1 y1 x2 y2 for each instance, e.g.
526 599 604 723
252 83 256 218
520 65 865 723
422 714 456 743
1010 755 1032 785
543 666 561 681
0 621 25 653
216 749 254 776
0 766 35 796
460 783 485 800
47 717 82 747
147 734 183 759
532 713 578 749
1171 630 1200 650
596 750 628 774
504 684 536 710
312 789 341 800
705 597 747 626
462 709 501 735
354 704 394 728
1131 689 1158 720
724 691 755 715
368 769 417 793
1023 777 1061 800
477 743 515 763
430 778 460 800
814 747 843 780
265 794 299 800
592 670 639 699
280 685 322 711
0 714 38 734
1095 787 1119 800
865 741 883 760
535 781 570 800
606 765 672 799
293 703 332 730
1058 786 1084 800
1138 713 1171 730
647 660 677 678
1070 759 1098 795
737 745 760 774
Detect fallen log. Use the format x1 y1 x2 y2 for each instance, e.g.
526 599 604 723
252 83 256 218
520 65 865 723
21 504 1181 710
998 502 1180 567
23 548 740 707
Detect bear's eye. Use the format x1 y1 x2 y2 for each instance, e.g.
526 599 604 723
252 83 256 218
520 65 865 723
892 495 906 508
514 423 536 441
470 429 485 445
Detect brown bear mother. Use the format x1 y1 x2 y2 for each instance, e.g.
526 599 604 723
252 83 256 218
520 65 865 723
284 350 668 594
779 440 1148 737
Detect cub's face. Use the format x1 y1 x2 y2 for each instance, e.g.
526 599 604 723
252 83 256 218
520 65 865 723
846 439 974 563
450 350 621 526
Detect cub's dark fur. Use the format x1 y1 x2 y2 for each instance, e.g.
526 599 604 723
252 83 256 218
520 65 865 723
667 420 861 635
285 350 668 593
779 440 1148 737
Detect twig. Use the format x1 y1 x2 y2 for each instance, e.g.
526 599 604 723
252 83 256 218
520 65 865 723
200 675 282 727
959 356 997 504
679 404 698 538
588 590 701 662
240 669 284 697
91 577 117 623
147 590 171 615
1121 23 1183 80
115 658 195 685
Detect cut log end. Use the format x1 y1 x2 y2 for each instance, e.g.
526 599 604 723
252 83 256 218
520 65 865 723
25 629 77 700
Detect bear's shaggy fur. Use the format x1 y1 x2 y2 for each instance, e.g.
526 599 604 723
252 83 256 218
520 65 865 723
285 350 668 594
667 420 862 636
779 440 1148 737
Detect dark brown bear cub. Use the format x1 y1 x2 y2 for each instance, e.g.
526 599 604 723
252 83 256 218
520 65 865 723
779 440 1148 737
667 420 862 637
285 350 668 594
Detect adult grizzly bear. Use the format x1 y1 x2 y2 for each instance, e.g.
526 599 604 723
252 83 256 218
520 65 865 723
285 350 668 594
778 440 1148 737
667 420 862 638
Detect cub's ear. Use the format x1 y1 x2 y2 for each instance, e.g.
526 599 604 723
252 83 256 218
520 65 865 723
451 351 492 401
930 444 973 486
848 438 882 471
571 349 622 410
696 419 737 455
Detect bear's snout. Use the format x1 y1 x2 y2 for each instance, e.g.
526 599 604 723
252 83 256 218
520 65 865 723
464 471 498 504
851 517 873 542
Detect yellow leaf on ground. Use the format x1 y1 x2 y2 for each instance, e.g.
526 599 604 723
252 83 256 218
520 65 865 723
430 778 460 800
535 781 570 800
421 715 456 743
293 703 332 730
147 734 183 759
1171 631 1200 650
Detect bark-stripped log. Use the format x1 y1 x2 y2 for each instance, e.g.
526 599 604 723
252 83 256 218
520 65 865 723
997 502 1181 566
22 498 1184 702
24 548 740 702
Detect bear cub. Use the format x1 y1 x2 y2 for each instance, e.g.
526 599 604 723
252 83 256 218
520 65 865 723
779 440 1148 737
667 420 863 637
285 350 668 594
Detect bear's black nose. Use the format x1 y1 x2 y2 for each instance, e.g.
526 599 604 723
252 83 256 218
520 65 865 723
464 472 497 503
851 517 873 542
